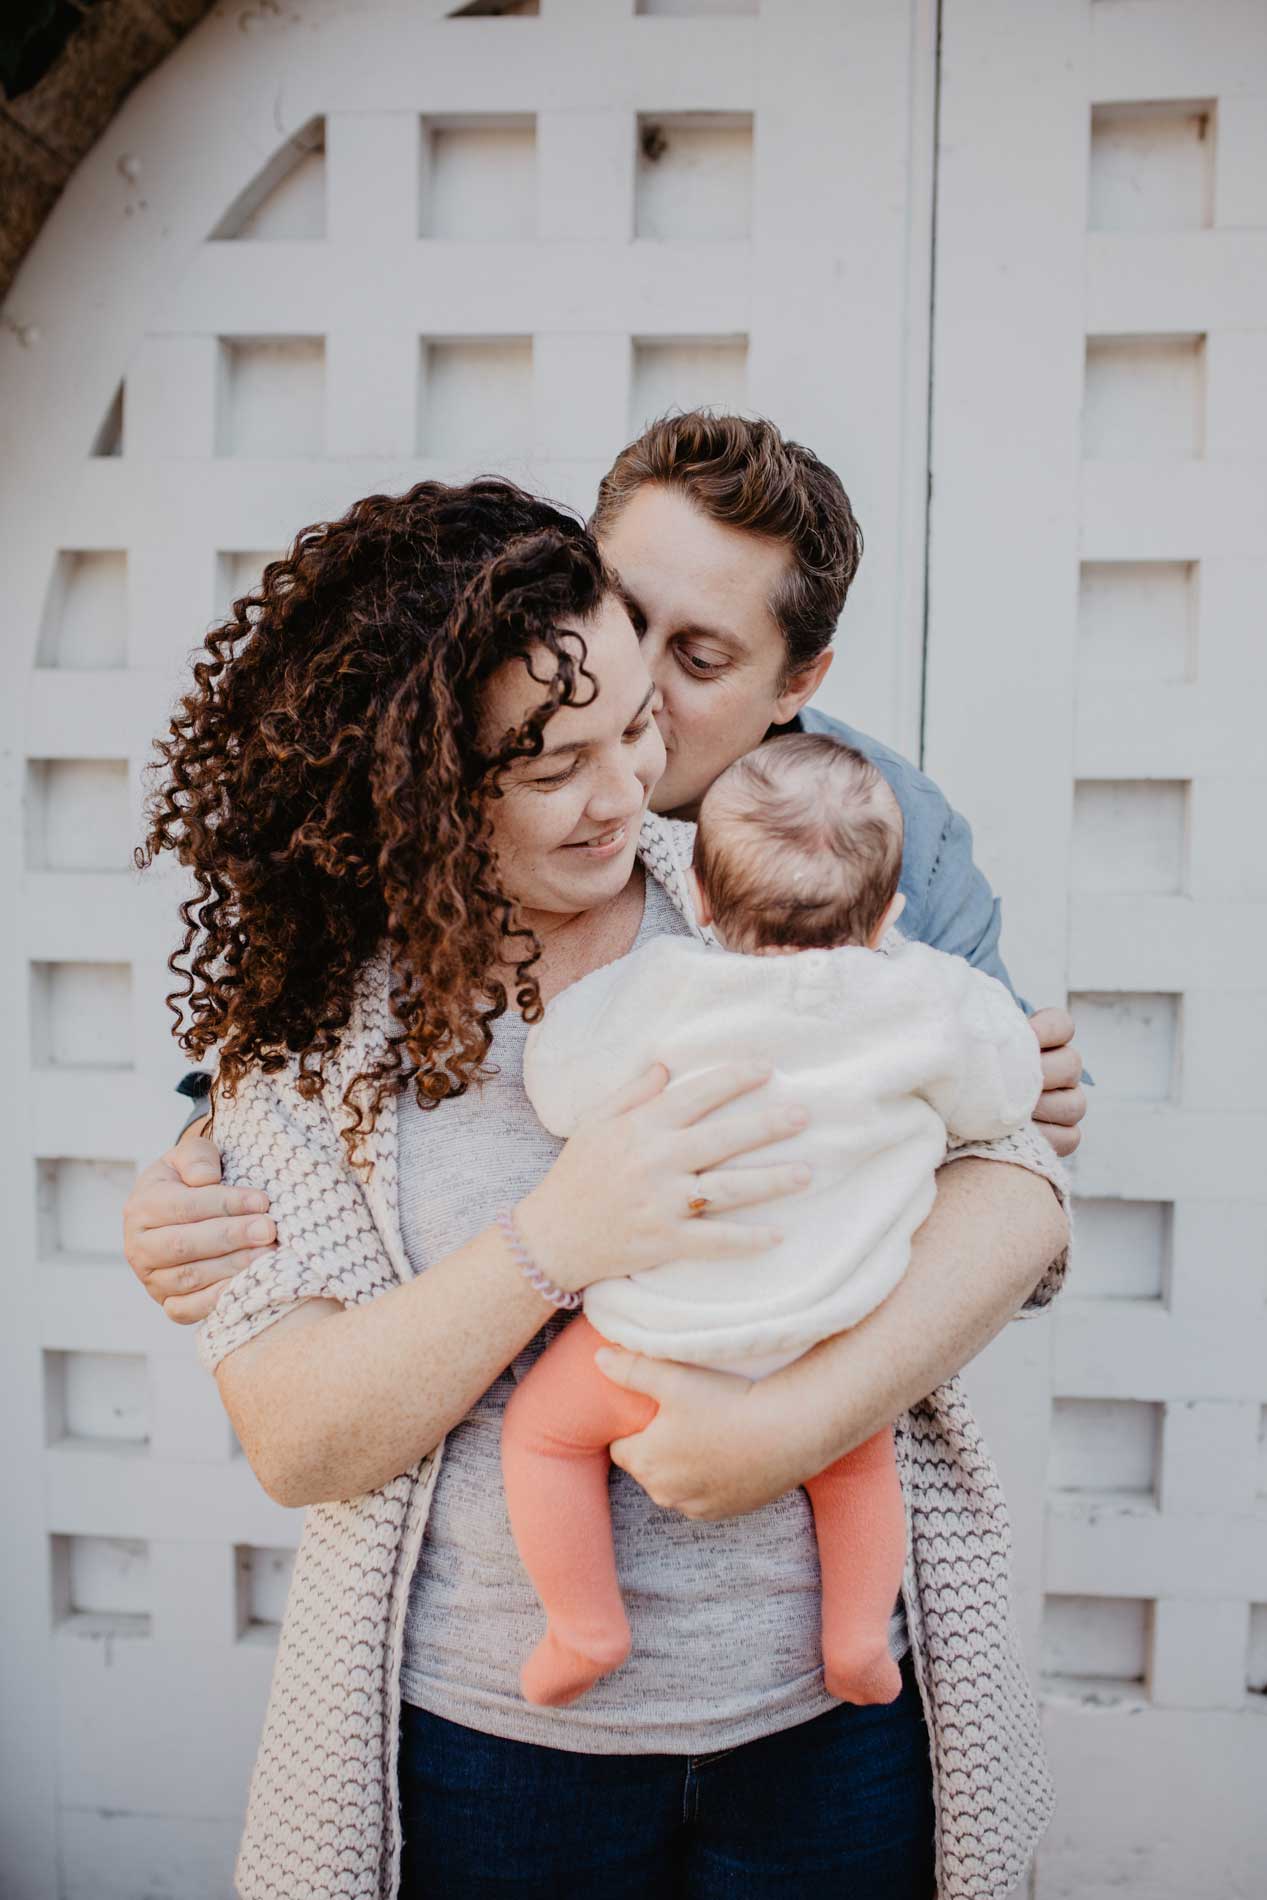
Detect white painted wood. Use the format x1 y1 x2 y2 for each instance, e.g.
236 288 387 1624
0 3 938 1891
933 7 1267 1893
3 0 1262 1890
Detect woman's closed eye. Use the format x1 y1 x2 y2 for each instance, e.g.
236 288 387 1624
530 758 581 790
528 719 653 791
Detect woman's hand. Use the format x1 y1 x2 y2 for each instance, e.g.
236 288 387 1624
517 1061 811 1296
595 1348 822 1522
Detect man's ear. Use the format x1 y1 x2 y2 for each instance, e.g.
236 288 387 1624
772 646 834 725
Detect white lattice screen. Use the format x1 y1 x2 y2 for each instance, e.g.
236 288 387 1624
927 5 1267 1896
4 2 1263 1895
0 3 938 1893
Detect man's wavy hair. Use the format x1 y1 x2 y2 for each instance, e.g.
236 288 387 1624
591 410 863 676
138 478 608 1165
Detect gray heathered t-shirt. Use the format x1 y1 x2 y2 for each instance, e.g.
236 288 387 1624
397 870 908 1753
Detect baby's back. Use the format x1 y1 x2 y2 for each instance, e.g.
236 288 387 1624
524 935 1041 1378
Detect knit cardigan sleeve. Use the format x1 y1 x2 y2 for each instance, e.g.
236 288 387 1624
195 1058 400 1375
942 1119 1071 1315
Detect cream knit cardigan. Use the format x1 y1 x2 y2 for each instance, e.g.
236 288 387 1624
198 814 1070 1900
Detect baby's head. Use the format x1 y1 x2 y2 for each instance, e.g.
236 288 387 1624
690 734 905 955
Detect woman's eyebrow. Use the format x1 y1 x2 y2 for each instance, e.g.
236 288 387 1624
535 684 656 760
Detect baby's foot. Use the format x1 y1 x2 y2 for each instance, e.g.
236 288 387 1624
520 1623 632 1708
823 1644 903 1707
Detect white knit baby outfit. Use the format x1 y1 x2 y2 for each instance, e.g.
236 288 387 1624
524 933 1044 1379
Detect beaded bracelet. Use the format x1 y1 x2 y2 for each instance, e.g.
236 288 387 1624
497 1209 582 1311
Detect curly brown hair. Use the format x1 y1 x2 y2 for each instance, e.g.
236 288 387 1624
138 478 609 1164
591 410 863 677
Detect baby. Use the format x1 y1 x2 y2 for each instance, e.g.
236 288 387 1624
503 733 1043 1712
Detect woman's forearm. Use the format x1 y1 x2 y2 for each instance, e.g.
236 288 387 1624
764 1157 1068 1474
218 1223 555 1506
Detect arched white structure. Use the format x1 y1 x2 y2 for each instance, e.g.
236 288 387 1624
2 1 1264 1895
0 4 938 1892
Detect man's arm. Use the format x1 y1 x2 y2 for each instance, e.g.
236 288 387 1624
597 1154 1069 1522
776 1156 1068 1475
798 706 1087 1156
123 1120 276 1324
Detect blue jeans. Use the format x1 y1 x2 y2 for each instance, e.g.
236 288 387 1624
397 1651 936 1897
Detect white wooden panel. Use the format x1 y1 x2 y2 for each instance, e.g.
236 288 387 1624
934 4 1267 1894
0 6 940 1893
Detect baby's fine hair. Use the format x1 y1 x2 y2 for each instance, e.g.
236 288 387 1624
693 734 904 952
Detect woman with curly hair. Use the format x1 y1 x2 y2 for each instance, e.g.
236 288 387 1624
139 473 1068 1900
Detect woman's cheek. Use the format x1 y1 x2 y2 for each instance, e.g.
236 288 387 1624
643 724 668 787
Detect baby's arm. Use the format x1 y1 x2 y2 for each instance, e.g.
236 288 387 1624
914 949 1045 1142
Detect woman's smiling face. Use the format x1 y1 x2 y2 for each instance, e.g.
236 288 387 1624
480 591 666 921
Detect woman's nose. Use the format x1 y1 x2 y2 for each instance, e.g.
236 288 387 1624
588 750 647 821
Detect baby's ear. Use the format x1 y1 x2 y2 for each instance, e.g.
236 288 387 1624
687 865 712 929
868 891 907 948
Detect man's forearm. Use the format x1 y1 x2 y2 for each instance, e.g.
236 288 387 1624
765 1158 1068 1474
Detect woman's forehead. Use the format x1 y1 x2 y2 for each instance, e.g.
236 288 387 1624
483 601 649 735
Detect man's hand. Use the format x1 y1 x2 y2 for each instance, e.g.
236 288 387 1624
1029 1006 1086 1158
597 1348 818 1522
122 1118 275 1324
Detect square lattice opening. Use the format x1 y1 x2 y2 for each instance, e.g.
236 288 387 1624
211 117 325 240
630 337 747 435
216 338 325 458
1090 101 1215 233
1043 1595 1153 1702
1069 1198 1172 1304
635 114 753 240
420 116 536 239
235 1545 296 1644
51 1534 151 1640
1084 334 1205 459
36 551 128 669
1078 561 1196 684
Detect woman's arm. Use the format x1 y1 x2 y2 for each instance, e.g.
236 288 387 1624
208 1058 809 1507
598 1152 1068 1521
216 1233 564 1506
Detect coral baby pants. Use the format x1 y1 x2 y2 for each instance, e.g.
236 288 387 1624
501 1313 907 1709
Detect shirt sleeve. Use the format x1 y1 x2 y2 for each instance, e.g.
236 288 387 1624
939 1120 1071 1317
921 799 1034 1012
196 1060 401 1374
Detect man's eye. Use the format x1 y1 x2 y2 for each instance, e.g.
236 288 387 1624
677 647 727 678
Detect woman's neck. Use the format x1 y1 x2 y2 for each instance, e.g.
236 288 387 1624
505 864 647 1004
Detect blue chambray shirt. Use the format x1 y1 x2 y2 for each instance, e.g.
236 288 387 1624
795 705 1032 1011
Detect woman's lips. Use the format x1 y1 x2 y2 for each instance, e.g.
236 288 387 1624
564 822 629 860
